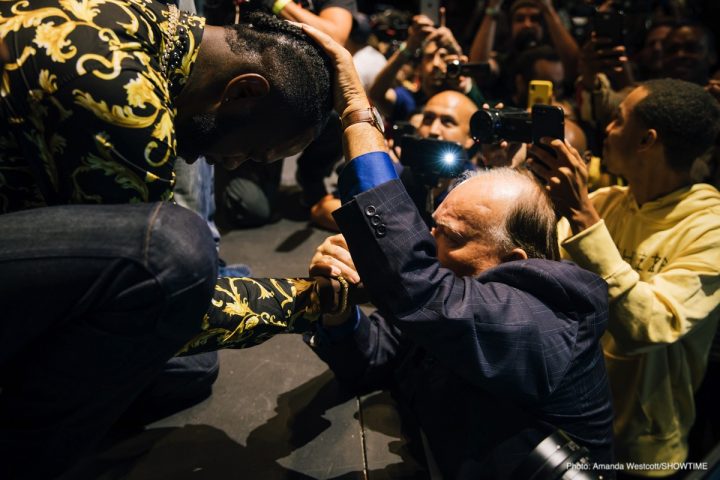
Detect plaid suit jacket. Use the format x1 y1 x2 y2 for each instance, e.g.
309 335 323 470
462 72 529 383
314 179 614 478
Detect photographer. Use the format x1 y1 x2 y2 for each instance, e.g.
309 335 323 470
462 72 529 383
469 0 581 105
302 24 614 479
0 3 337 476
529 78 720 478
368 14 485 124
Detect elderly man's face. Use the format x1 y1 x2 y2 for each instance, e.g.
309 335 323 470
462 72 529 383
417 91 477 149
431 175 523 276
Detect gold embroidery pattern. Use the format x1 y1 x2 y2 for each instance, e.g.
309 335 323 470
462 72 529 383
0 0 205 212
177 277 322 356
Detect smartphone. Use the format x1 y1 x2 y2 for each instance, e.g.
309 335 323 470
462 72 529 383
527 80 553 109
593 11 625 46
419 0 440 27
532 104 564 153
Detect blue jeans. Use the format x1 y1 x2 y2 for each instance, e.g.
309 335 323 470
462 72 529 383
0 202 217 478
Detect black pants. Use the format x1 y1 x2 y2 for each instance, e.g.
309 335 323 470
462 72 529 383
0 202 217 478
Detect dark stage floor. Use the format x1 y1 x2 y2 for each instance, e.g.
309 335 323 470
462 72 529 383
73 160 428 479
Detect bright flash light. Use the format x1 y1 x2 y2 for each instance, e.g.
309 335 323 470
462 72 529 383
442 152 457 165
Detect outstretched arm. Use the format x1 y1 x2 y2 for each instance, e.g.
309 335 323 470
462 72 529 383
367 15 434 118
468 0 503 76
537 0 581 81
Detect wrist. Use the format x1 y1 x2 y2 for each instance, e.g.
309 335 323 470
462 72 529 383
485 6 501 19
397 42 418 62
340 101 372 121
568 206 601 235
272 0 292 15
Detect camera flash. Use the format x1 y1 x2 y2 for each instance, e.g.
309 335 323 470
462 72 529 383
442 152 456 165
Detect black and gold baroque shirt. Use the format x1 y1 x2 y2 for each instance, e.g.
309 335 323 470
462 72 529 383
0 0 323 350
0 0 204 212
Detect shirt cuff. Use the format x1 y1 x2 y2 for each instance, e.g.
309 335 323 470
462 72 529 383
561 219 636 298
338 151 398 204
316 306 362 343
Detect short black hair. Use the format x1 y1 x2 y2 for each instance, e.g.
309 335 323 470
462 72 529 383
634 78 720 171
225 12 334 135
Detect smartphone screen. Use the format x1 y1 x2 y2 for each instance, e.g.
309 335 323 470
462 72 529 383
419 0 440 26
593 11 624 46
532 104 564 146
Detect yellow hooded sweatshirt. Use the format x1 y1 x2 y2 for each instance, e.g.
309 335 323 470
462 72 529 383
559 183 720 477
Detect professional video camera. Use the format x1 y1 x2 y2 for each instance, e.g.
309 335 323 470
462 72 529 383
396 135 470 226
399 135 468 186
470 104 564 145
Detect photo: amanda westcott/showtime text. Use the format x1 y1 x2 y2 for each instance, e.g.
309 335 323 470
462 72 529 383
568 461 710 474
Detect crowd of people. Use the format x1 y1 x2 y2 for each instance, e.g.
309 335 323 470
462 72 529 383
1 0 720 478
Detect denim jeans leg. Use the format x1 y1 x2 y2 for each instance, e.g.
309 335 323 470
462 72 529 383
0 202 217 478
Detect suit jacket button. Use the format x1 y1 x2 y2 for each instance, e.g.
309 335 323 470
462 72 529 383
365 205 377 216
370 215 382 226
376 224 387 237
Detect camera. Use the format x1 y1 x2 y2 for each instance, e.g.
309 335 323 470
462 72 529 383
513 429 601 480
445 60 491 80
470 107 533 144
470 104 564 145
400 135 468 184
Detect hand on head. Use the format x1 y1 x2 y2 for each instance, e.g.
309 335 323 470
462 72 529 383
299 23 368 118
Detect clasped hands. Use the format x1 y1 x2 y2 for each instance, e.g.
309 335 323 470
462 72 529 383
310 234 366 326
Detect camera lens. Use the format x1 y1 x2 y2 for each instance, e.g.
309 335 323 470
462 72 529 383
445 59 461 79
513 430 601 480
470 110 499 143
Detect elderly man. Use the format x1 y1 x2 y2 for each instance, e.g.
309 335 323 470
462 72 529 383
0 3 333 476
302 25 614 479
529 78 720 477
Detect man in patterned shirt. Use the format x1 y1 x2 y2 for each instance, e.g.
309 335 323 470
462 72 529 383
0 1 336 477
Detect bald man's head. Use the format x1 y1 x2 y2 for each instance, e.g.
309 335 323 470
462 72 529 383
431 168 558 276
418 91 479 149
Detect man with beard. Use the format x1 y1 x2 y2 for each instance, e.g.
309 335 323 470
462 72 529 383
469 0 580 104
0 2 334 477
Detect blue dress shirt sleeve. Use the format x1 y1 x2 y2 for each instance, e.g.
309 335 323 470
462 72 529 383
315 306 362 343
338 151 398 204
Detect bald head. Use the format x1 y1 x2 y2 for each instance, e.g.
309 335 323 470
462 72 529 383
431 168 558 277
418 91 479 149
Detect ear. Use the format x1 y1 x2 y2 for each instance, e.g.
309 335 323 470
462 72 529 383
221 73 270 104
502 248 528 263
638 128 658 151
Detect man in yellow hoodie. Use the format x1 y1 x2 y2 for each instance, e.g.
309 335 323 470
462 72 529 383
528 78 720 478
